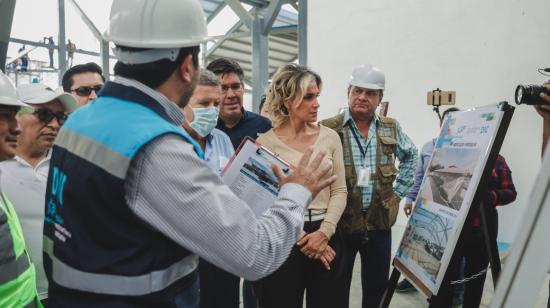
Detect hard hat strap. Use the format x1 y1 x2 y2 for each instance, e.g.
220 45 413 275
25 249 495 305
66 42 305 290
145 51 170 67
113 47 179 65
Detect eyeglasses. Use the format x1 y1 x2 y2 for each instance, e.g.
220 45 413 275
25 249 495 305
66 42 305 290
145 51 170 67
71 85 103 97
34 108 68 125
220 83 242 93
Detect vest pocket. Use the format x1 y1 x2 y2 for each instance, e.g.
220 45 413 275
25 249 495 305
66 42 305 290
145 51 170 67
379 136 397 155
378 165 399 183
382 193 400 228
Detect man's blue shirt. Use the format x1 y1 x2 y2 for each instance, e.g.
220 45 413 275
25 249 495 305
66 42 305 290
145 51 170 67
204 128 235 174
216 109 271 149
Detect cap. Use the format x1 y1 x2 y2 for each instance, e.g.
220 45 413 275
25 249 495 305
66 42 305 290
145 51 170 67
17 84 77 113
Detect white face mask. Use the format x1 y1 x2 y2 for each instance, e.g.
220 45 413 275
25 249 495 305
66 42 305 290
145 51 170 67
190 106 219 137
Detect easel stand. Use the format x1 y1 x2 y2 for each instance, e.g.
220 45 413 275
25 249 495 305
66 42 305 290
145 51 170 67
379 103 514 308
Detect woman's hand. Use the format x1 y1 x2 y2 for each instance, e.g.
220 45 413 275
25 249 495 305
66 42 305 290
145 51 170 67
297 231 329 259
317 245 336 270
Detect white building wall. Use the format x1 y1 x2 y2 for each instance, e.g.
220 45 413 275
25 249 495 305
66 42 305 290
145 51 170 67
309 0 550 244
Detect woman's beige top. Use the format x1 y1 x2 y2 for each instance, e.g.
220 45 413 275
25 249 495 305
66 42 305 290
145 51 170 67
257 125 347 238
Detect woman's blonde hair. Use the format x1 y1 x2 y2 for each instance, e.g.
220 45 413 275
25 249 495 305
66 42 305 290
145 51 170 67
265 63 322 127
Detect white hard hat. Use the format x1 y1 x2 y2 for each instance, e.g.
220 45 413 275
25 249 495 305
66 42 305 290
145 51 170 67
104 0 208 64
349 64 385 90
0 72 30 108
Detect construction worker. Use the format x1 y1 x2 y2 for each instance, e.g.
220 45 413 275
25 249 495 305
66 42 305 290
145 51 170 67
42 0 335 307
0 72 42 308
321 64 418 308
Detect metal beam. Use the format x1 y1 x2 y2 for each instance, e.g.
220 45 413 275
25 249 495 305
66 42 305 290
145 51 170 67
240 0 269 8
298 0 307 65
205 21 244 58
0 0 16 73
99 40 110 78
206 2 226 23
251 17 268 113
224 0 252 28
67 0 110 77
290 1 298 11
261 0 284 35
58 0 67 83
9 38 116 59
67 0 101 39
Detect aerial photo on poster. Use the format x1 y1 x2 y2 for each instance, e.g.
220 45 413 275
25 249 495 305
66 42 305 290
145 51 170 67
420 147 480 211
398 206 454 283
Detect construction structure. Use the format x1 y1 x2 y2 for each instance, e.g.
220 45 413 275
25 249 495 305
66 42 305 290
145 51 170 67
0 0 307 112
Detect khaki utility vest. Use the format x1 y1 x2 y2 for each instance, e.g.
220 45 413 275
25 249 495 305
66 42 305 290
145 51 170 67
321 113 400 233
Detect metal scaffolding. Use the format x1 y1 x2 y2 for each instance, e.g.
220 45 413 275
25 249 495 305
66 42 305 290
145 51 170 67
3 0 307 107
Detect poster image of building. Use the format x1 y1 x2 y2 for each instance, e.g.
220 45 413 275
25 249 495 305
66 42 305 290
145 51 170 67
241 157 281 195
397 207 454 283
420 147 480 211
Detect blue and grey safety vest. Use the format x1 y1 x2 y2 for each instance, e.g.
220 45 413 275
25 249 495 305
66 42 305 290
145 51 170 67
43 82 204 306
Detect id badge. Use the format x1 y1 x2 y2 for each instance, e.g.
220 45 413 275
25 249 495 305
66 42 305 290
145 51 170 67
356 167 371 187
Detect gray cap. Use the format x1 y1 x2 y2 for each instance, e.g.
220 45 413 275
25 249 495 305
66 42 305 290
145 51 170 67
17 83 77 112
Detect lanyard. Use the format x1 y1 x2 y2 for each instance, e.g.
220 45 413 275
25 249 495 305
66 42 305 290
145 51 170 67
349 125 367 161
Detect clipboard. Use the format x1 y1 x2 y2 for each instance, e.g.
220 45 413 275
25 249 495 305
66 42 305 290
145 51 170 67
221 136 291 176
221 136 292 216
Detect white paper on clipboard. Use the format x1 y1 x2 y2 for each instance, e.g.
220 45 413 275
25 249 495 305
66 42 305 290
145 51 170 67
221 137 291 216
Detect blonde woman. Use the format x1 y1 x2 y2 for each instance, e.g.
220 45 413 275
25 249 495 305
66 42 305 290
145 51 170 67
256 64 347 308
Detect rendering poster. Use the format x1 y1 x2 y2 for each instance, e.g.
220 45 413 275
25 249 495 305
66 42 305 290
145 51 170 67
395 104 505 296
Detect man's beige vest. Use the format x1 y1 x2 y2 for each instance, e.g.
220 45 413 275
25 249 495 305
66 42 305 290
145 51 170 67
321 113 401 233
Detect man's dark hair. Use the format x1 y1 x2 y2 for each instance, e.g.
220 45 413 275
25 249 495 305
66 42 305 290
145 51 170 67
206 58 244 83
113 46 199 89
62 62 106 91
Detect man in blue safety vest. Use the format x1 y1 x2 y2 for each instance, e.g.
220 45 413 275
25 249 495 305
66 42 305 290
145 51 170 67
42 0 336 307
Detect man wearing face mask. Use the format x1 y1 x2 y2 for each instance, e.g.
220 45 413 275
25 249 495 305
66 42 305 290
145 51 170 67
181 70 234 173
181 69 237 307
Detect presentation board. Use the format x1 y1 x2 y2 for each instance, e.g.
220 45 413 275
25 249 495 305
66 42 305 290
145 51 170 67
394 104 508 296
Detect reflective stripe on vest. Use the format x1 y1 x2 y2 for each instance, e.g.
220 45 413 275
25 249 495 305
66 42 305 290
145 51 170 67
0 253 31 285
43 236 198 296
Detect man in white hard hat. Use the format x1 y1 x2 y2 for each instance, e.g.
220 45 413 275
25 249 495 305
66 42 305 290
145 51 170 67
0 72 43 307
321 64 417 308
0 83 76 303
42 0 335 307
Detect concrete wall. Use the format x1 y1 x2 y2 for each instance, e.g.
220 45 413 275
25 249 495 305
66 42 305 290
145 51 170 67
308 0 550 244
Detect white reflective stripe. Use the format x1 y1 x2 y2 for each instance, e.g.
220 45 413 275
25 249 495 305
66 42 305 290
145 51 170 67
112 47 179 64
43 236 198 296
55 129 131 179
